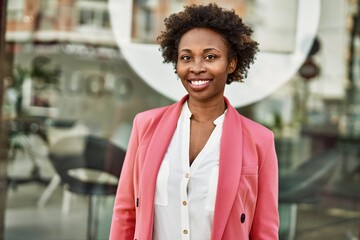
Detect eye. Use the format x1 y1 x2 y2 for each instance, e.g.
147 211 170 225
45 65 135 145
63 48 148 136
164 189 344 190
205 54 217 60
180 55 191 61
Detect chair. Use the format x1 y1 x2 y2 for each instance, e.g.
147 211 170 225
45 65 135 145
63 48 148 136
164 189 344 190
38 134 86 210
49 135 125 240
279 147 340 240
37 121 89 208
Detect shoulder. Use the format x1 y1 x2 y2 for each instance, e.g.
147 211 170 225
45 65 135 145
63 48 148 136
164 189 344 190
132 101 181 134
132 95 187 137
134 105 171 129
226 108 275 151
134 95 187 124
225 97 273 142
226 101 274 142
240 115 274 142
236 114 277 171
239 115 276 168
135 105 169 122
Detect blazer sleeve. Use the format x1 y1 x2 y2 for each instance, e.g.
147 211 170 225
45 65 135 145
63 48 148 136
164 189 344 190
109 115 140 240
250 132 279 239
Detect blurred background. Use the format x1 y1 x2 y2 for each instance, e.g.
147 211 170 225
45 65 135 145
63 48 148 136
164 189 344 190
0 0 359 239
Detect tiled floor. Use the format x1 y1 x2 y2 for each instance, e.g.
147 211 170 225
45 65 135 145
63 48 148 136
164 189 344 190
4 135 114 240
293 157 360 240
295 200 360 240
5 183 114 240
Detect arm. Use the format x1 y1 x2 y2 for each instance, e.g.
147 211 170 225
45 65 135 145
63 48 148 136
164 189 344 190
250 132 279 239
109 115 140 240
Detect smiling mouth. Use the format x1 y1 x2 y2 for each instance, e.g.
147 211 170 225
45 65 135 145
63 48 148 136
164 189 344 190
189 80 211 86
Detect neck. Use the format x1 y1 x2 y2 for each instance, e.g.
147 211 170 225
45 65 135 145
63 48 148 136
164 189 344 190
187 97 226 123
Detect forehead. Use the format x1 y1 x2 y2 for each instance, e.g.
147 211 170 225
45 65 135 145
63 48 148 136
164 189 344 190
178 28 229 51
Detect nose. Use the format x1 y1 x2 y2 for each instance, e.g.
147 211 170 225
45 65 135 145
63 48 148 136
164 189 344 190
190 59 206 74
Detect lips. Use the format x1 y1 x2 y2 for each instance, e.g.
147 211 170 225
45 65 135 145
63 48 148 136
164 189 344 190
190 80 210 86
187 79 212 91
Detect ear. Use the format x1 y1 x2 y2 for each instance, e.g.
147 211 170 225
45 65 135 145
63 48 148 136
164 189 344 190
227 57 237 74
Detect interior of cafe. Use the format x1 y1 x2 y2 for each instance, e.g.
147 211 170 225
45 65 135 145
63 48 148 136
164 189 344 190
0 0 359 240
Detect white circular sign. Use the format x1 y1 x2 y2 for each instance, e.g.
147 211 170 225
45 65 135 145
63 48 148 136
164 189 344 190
108 0 321 107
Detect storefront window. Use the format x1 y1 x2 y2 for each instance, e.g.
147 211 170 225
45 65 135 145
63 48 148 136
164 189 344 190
1 0 359 239
6 0 24 22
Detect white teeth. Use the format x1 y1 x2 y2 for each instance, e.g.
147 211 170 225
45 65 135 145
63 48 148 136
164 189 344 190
191 80 209 86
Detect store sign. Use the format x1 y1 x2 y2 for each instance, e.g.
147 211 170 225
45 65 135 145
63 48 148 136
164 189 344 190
61 44 123 60
10 42 123 60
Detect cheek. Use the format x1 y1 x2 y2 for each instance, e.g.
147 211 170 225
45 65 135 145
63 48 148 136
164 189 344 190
176 64 187 79
215 65 231 77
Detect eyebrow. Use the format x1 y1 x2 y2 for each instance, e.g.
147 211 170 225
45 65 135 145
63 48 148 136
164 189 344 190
178 47 220 53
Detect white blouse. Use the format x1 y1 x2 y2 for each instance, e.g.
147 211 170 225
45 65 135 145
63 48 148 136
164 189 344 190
153 102 226 240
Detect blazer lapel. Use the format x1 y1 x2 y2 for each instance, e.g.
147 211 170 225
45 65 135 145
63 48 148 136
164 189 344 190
212 98 243 240
139 96 188 240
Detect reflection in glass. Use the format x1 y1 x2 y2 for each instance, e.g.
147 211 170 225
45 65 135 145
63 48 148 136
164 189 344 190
114 76 133 102
67 71 84 95
132 0 297 52
86 73 105 96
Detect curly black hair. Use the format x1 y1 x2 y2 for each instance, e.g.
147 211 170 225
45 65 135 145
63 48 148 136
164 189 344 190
157 3 259 84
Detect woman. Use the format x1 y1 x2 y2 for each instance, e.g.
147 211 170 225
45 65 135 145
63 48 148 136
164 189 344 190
110 3 279 240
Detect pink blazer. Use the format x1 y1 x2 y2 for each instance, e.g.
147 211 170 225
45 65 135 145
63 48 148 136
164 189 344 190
110 95 279 240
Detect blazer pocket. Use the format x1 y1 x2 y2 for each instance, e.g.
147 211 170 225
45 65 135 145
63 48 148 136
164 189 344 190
241 166 258 175
154 160 169 206
238 166 259 217
205 166 219 211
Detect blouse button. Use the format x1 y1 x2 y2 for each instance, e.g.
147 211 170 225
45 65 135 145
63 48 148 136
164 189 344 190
183 229 188 234
182 201 187 206
185 173 190 178
241 213 246 223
